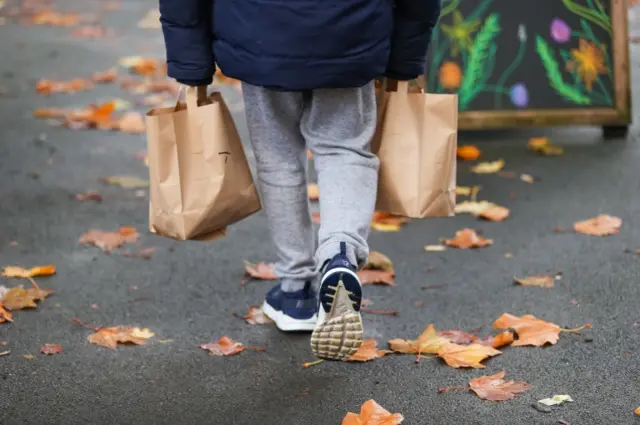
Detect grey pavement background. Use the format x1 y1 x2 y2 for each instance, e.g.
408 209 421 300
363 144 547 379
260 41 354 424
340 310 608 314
0 1 639 424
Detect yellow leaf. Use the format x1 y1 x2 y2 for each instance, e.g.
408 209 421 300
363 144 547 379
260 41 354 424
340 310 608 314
528 137 564 156
455 201 496 215
2 265 56 279
436 342 502 368
471 159 505 174
389 324 448 359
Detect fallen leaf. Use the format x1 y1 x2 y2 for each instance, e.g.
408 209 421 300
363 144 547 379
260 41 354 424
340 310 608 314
75 191 103 202
23 354 35 360
528 137 564 156
123 247 156 260
102 175 149 189
40 344 62 355
493 313 560 347
436 343 502 368
364 251 394 273
2 284 54 311
200 336 245 356
65 101 117 130
479 331 516 349
31 10 80 26
357 269 395 286
574 214 622 236
33 107 68 119
0 350 10 356
520 174 536 183
444 229 493 249
469 371 531 401
455 200 496 215
92 69 118 83
137 8 160 29
371 212 410 232
116 112 146 133
71 26 111 38
0 302 13 323
456 186 472 196
457 145 481 161
389 324 448 360
424 244 447 252
2 265 56 279
439 329 478 345
538 395 573 406
471 159 505 174
119 56 165 77
514 275 555 288
78 226 139 252
307 183 319 201
342 399 404 425
634 407 640 416
244 261 277 280
347 339 391 362
36 78 92 95
242 306 273 325
478 206 510 222
87 326 154 349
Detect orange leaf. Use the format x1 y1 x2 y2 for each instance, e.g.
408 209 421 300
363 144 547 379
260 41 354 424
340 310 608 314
307 183 319 201
371 212 410 232
438 329 479 345
444 229 493 249
66 101 117 129
457 145 481 161
117 112 146 133
92 69 118 83
573 214 622 236
364 251 394 273
33 107 68 119
389 324 448 359
528 137 564 156
2 287 41 310
635 407 640 416
79 227 140 252
347 339 391 362
242 306 273 325
357 270 395 286
244 261 277 280
479 331 516 349
120 57 165 77
468 371 531 401
342 400 404 425
87 326 155 349
478 206 510 222
0 302 13 323
40 344 63 355
35 78 92 95
2 265 56 279
31 10 80 26
493 313 560 347
436 343 502 368
200 336 245 356
514 275 555 288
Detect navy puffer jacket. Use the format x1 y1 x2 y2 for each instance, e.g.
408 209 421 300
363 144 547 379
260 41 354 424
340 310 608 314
159 0 441 90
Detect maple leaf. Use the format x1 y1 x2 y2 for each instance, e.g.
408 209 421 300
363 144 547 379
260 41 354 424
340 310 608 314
342 400 404 425
456 145 481 161
528 137 564 156
514 275 555 288
436 342 502 368
40 343 63 355
357 270 395 286
102 175 149 189
478 206 510 222
2 265 56 279
364 251 394 273
0 303 13 323
87 326 155 349
574 214 622 236
78 226 139 253
307 183 319 201
468 371 531 401
389 324 449 360
493 313 561 346
479 331 516 349
471 159 505 174
444 229 493 249
2 284 54 311
244 261 277 280
439 329 478 344
201 336 245 356
347 339 391 362
371 212 410 232
242 306 273 325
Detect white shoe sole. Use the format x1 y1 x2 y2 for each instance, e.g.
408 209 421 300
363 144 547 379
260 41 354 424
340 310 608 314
311 267 363 360
262 301 317 332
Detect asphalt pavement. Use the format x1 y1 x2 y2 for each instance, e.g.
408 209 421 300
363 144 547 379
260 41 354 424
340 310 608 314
0 1 639 424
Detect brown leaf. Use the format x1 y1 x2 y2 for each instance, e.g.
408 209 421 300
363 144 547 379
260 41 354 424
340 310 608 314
116 112 146 133
389 324 448 360
574 215 622 236
439 329 479 345
119 56 165 77
36 78 93 95
468 371 531 401
200 336 245 356
2 285 53 311
87 326 154 349
457 145 481 161
307 183 319 201
528 137 564 156
436 343 502 368
444 229 493 249
493 313 560 347
242 306 273 325
79 226 139 252
364 251 394 273
357 269 395 286
347 339 391 362
40 343 62 355
75 191 103 202
0 302 13 323
244 261 277 280
371 212 410 232
2 265 56 279
478 206 510 222
342 399 404 425
514 275 555 288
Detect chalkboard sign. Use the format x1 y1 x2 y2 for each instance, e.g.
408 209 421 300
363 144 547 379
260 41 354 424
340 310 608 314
426 0 631 134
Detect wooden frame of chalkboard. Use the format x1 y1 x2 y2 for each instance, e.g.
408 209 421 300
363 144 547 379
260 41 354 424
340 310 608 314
426 0 632 134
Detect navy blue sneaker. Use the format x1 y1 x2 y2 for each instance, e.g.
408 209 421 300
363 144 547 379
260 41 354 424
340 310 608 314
262 282 318 331
311 242 364 360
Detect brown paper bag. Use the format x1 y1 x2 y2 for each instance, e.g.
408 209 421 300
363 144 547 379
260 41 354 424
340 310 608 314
145 86 261 241
373 80 458 218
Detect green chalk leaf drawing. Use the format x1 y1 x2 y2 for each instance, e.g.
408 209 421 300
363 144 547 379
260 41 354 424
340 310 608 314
535 36 591 105
458 13 500 109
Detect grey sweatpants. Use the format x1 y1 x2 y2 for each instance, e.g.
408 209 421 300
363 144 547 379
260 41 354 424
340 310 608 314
242 82 379 291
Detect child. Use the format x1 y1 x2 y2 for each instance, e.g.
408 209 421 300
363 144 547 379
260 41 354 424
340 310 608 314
159 0 441 360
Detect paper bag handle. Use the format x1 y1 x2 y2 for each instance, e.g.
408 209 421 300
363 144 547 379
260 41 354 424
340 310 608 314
174 86 208 111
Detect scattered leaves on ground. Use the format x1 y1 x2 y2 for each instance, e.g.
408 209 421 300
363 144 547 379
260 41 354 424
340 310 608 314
244 261 277 280
471 159 505 174
538 395 574 406
478 206 510 222
40 343 62 355
342 399 404 425
445 229 493 249
102 175 149 189
200 336 245 356
457 145 481 161
347 339 391 362
371 212 410 232
574 214 622 236
2 265 56 280
241 306 273 325
389 324 448 360
75 191 103 202
468 371 532 401
78 226 139 252
528 137 564 156
86 326 155 349
514 275 556 288
307 183 319 201
493 313 562 347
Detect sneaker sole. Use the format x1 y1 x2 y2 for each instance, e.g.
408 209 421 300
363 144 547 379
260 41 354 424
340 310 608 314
262 301 317 332
311 267 363 360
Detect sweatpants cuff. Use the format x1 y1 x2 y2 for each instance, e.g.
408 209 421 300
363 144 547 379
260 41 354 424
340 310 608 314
315 239 367 271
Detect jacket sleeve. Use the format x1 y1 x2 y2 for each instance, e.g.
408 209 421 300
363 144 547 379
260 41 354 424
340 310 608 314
159 0 215 86
386 0 441 81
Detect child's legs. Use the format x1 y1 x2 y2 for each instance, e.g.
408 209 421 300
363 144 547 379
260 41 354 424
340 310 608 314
242 83 317 291
302 82 379 269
